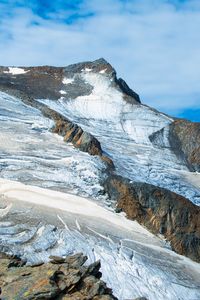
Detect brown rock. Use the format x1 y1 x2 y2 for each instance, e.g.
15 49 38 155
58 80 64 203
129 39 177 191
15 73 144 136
0 253 117 300
104 174 200 262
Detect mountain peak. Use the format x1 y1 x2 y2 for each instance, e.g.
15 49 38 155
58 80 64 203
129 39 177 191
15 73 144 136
0 59 141 103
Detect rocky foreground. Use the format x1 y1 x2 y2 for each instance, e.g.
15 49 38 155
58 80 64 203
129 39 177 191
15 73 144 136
0 252 147 300
0 252 115 300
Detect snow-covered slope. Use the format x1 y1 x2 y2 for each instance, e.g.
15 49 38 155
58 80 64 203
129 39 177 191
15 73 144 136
0 59 200 300
0 92 106 200
38 69 200 204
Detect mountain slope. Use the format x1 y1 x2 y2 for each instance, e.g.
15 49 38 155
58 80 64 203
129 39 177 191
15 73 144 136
0 58 200 300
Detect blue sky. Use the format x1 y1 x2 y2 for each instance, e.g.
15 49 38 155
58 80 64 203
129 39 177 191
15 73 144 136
0 0 199 121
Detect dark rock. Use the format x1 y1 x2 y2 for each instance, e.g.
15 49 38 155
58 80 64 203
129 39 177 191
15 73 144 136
116 78 141 103
150 119 200 172
115 207 122 213
169 120 200 172
64 253 88 268
104 174 200 262
49 255 66 264
84 260 101 277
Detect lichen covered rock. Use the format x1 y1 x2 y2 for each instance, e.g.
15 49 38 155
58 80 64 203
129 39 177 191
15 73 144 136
0 253 117 300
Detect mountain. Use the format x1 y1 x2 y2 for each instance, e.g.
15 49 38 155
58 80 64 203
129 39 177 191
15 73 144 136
0 58 200 300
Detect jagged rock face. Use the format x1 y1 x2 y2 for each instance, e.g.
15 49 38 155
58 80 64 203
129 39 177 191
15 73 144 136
150 119 200 172
0 253 116 300
52 119 103 156
169 120 200 172
104 174 200 262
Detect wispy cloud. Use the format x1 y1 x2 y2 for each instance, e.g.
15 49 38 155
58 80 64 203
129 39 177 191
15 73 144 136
0 0 199 120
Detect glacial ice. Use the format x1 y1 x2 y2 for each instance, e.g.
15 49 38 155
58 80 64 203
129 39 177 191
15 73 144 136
0 70 200 300
37 72 200 204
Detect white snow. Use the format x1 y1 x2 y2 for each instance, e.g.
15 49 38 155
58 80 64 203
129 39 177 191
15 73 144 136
99 69 107 74
0 179 155 236
176 170 200 189
0 203 12 218
82 67 92 72
53 72 172 144
59 90 67 95
60 72 125 120
0 91 106 200
62 78 74 84
4 67 28 75
37 225 45 237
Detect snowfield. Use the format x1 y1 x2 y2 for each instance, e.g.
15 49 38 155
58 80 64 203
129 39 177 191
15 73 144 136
0 91 106 201
3 67 29 75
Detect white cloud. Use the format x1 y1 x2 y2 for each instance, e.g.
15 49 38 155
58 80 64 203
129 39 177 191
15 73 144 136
0 1 200 116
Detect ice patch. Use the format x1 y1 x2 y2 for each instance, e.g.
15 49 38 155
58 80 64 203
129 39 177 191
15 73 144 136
0 204 12 218
82 68 92 72
62 78 74 84
59 90 67 95
37 225 45 237
99 69 107 74
63 72 124 120
4 67 28 75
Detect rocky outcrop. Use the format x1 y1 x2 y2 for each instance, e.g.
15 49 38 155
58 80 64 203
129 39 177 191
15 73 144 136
52 119 102 156
0 252 117 300
150 119 200 171
168 120 200 172
116 78 141 103
104 174 200 262
0 66 64 99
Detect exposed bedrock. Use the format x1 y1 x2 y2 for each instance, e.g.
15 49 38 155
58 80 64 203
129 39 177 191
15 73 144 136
0 58 140 104
0 65 64 99
0 252 117 300
104 174 200 262
150 119 200 171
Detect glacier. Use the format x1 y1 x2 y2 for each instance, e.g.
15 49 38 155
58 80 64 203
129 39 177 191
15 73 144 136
0 61 200 300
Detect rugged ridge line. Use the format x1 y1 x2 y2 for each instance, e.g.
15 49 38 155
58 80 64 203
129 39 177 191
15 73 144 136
0 58 140 104
104 174 200 262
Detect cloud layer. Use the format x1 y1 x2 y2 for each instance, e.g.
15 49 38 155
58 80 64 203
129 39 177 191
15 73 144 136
0 0 199 120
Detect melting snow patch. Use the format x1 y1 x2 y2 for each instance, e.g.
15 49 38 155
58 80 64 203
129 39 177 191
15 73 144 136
59 90 67 95
82 68 92 72
4 67 28 75
99 69 107 74
62 78 74 85
37 225 45 237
